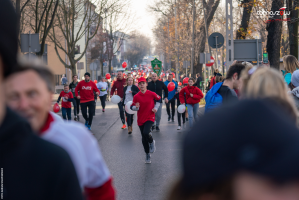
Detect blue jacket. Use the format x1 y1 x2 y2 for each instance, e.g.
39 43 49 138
164 80 178 100
205 82 223 113
282 70 292 85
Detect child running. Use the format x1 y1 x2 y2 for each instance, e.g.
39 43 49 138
175 85 185 130
131 77 161 164
57 84 74 120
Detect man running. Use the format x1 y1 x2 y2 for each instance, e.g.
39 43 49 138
131 77 161 164
110 71 127 129
75 72 100 130
164 74 178 122
69 75 80 121
147 73 168 131
5 64 116 200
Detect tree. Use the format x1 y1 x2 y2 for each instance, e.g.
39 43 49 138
123 32 152 67
287 0 298 59
48 0 128 76
236 0 254 39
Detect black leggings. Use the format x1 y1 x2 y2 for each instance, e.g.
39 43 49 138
73 97 80 116
177 111 186 126
166 98 176 118
100 95 107 109
118 101 125 124
139 121 154 154
80 101 95 126
125 111 134 127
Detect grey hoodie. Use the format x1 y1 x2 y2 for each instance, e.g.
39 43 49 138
289 87 299 110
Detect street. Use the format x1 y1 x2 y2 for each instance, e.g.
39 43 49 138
54 99 204 200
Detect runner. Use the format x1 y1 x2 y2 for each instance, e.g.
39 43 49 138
69 75 80 121
164 74 178 122
123 76 139 134
57 84 74 120
130 77 161 163
75 72 100 130
5 64 116 200
97 76 108 112
147 73 168 131
110 71 127 129
179 77 203 127
175 85 185 130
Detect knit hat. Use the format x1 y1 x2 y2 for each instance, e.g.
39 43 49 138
0 0 18 77
291 70 299 87
84 72 90 77
182 99 299 193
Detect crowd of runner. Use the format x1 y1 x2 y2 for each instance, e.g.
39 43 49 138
3 0 299 199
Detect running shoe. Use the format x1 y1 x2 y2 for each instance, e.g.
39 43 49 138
151 125 155 131
156 126 160 131
145 153 151 164
168 116 171 122
149 140 156 153
87 125 91 130
177 126 181 130
102 109 105 112
172 117 174 122
85 121 88 127
121 124 127 129
74 116 78 121
128 126 132 134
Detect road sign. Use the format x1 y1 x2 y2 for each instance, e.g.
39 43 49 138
206 56 215 67
77 62 84 70
183 61 190 69
199 53 211 64
151 58 162 76
21 33 41 53
234 39 262 62
89 62 97 71
208 32 224 49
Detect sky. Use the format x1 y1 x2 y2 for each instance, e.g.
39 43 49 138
129 0 157 40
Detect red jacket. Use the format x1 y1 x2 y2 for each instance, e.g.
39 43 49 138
210 77 216 89
75 80 100 103
110 78 127 98
179 85 203 105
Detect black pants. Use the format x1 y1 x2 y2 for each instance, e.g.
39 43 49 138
73 97 80 116
177 111 186 126
100 95 107 109
166 98 176 118
81 101 95 126
118 101 125 124
139 121 154 154
125 111 134 127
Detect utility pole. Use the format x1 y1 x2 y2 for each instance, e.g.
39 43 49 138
191 0 195 77
168 17 171 72
175 0 179 78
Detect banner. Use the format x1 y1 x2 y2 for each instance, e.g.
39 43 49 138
151 58 162 76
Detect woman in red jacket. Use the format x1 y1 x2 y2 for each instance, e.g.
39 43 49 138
179 77 204 127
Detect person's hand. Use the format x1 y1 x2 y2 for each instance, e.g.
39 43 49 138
190 93 193 97
182 103 185 105
152 108 157 113
165 98 168 103
110 95 113 98
65 96 68 100
77 95 81 99
96 92 99 95
135 102 140 108
121 98 123 102
129 91 132 93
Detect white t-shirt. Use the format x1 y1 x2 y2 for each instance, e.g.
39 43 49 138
124 85 133 105
41 113 111 188
96 82 108 96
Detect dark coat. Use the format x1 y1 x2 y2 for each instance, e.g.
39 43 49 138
147 80 168 102
122 84 140 106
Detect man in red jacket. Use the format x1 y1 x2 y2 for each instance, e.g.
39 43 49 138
110 71 127 129
179 77 203 127
75 72 100 130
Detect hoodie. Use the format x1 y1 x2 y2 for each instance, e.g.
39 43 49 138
110 78 127 98
179 85 203 105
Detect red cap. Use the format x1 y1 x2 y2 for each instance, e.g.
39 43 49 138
138 77 146 83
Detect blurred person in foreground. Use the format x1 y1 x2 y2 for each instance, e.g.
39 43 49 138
289 70 299 111
282 55 299 85
0 0 83 199
167 99 299 200
5 62 116 200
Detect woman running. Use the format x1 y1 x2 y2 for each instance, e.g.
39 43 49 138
97 77 108 112
175 85 185 130
123 77 139 134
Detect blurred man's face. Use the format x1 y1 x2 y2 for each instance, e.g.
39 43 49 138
85 75 90 82
5 70 52 132
138 81 147 91
168 75 173 81
152 74 157 81
117 72 122 79
233 172 299 200
73 75 78 82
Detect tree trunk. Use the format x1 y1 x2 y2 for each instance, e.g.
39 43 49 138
108 59 112 74
288 0 298 59
266 0 284 70
236 0 254 39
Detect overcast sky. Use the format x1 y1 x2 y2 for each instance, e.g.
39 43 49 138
130 0 157 40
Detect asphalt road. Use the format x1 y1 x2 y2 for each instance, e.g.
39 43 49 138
55 99 204 200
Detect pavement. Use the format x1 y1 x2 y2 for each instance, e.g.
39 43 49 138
54 99 205 200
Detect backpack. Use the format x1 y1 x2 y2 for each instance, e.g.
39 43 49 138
205 82 223 113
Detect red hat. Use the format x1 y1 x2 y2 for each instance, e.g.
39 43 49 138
138 77 146 83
